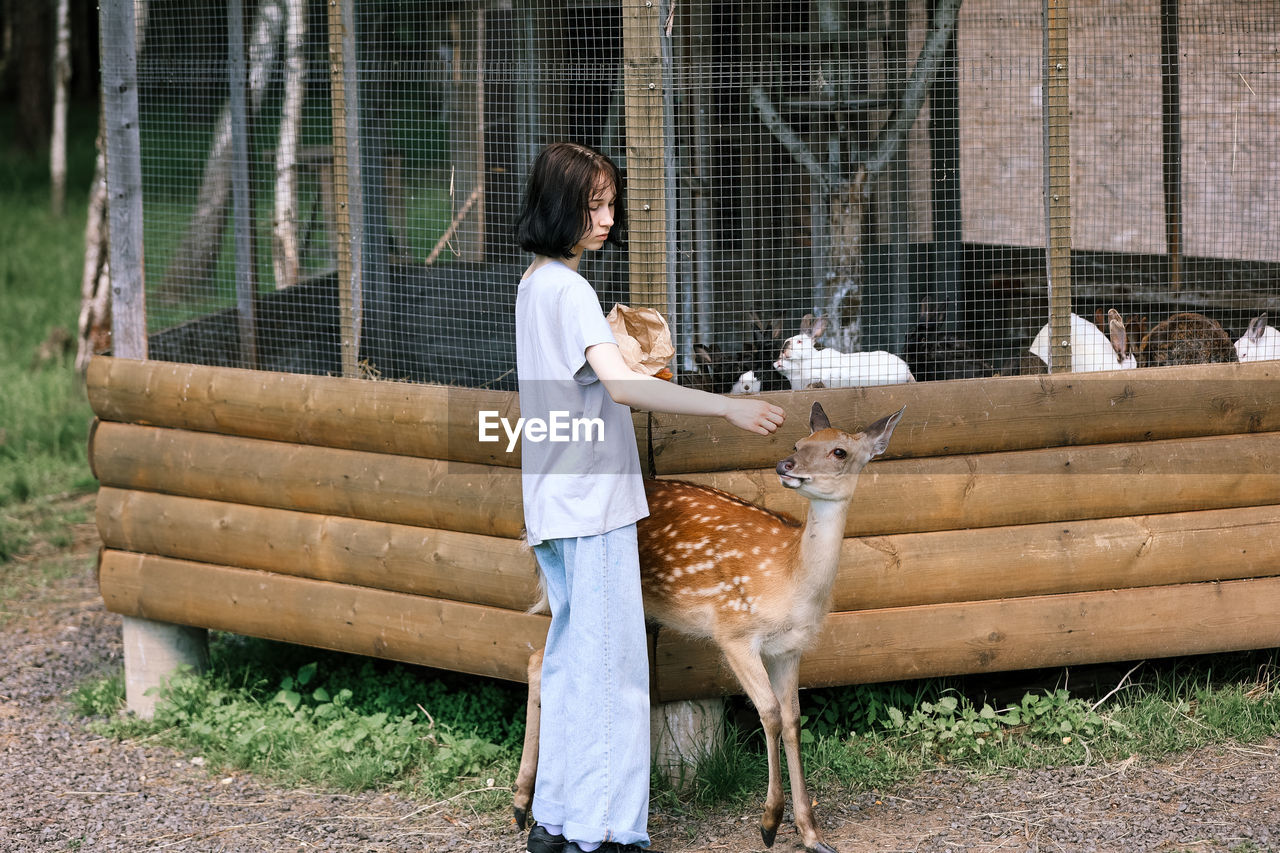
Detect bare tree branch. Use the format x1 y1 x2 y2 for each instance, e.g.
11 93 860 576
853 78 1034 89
748 85 834 193
861 0 963 198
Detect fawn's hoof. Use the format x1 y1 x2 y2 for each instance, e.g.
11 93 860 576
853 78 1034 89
808 842 838 853
760 822 778 848
513 805 529 830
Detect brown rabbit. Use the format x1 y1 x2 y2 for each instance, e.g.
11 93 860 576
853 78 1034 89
1137 312 1238 368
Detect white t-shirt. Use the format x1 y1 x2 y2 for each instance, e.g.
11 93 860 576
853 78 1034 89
515 261 649 546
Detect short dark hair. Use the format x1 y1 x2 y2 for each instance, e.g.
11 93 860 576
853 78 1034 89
516 142 627 259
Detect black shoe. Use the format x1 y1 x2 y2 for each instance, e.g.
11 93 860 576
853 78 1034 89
563 843 662 853
527 824 566 853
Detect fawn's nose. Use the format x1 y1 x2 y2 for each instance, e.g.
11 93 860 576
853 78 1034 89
776 458 795 476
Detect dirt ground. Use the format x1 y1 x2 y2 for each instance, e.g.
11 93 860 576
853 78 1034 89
2 495 1279 852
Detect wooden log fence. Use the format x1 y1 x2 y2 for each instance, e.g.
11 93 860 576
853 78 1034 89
87 356 1280 700
655 575 1280 702
96 488 539 612
99 551 545 684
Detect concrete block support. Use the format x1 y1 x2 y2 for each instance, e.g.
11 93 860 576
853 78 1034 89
122 615 210 717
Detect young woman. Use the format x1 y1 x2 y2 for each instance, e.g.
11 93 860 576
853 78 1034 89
514 142 785 853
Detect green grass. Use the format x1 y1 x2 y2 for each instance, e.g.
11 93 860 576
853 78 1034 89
0 104 100 567
649 653 1280 843
74 633 525 804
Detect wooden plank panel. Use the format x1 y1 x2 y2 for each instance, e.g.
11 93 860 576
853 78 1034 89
90 422 526 539
95 488 540 612
85 356 650 469
830 503 1280 611
651 361 1280 473
670 431 1280 536
99 550 548 684
654 576 1280 701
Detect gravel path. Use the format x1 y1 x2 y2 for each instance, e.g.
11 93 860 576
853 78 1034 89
3 520 1279 852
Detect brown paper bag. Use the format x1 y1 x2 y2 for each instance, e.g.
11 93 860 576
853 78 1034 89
606 304 675 378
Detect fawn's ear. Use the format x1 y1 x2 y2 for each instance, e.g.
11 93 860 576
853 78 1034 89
863 406 906 458
809 402 832 433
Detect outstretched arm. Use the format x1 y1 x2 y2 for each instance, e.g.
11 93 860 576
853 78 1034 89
585 342 785 435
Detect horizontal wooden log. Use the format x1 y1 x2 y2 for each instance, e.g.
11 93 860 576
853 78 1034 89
90 422 526 539
829 503 1280 611
95 488 541 612
671 431 1280 536
99 550 549 684
651 361 1280 473
654 576 1280 701
85 356 649 468
91 421 1280 546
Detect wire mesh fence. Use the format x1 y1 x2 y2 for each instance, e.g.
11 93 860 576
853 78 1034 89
106 0 1280 390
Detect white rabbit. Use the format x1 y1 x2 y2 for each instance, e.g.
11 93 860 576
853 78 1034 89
1235 313 1280 363
1028 310 1136 372
729 370 761 395
773 316 915 389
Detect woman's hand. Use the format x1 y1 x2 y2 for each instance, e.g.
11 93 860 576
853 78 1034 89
723 397 786 435
585 342 785 434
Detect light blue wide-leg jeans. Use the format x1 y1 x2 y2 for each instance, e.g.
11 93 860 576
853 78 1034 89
531 523 651 848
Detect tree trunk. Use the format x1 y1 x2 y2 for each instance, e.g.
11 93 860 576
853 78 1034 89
14 0 52 153
51 0 71 216
272 0 306 289
824 169 868 353
76 119 111 375
158 0 285 301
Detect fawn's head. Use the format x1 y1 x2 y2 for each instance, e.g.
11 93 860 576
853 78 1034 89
775 403 905 502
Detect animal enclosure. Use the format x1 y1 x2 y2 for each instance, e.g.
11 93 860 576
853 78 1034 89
92 0 1280 708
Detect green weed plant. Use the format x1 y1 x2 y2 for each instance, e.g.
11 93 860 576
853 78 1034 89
77 635 525 798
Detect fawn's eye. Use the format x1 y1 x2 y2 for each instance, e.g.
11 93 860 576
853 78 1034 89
832 447 847 459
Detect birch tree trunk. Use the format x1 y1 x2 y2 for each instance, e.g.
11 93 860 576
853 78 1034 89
76 120 111 375
272 0 306 289
50 0 71 217
158 0 285 300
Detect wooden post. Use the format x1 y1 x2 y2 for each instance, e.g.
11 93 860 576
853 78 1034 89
100 0 146 362
927 0 962 336
659 0 681 354
621 0 669 313
1043 0 1072 373
686 0 713 344
328 0 362 379
228 0 259 369
882 0 913 355
100 0 209 718
651 697 725 787
1160 0 1183 292
451 7 486 263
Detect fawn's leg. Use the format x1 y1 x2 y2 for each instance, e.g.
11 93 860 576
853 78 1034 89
766 653 836 853
718 638 786 847
513 647 544 829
